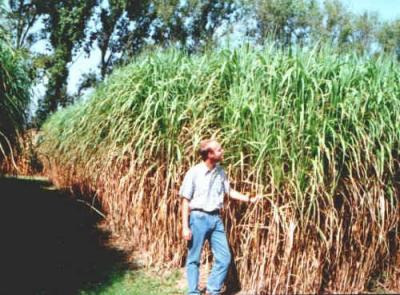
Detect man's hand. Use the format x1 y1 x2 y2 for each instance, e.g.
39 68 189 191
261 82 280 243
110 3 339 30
249 194 263 203
229 189 264 203
183 226 192 240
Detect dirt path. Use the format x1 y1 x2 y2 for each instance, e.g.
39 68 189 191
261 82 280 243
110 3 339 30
0 176 130 294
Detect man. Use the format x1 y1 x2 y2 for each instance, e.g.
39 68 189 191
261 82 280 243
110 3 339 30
179 139 262 295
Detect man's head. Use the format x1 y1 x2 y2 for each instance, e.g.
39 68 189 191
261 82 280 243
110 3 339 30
199 139 224 163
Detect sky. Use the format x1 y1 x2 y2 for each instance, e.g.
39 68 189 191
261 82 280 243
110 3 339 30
29 0 400 115
346 0 400 20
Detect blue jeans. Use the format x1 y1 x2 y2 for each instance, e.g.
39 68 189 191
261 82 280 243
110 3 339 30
186 211 232 295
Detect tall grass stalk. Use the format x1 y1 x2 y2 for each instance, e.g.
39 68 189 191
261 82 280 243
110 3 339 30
39 45 400 293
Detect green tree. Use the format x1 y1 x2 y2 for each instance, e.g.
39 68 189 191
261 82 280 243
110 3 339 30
149 0 237 52
352 11 379 55
77 0 155 93
79 0 236 91
251 0 316 47
95 0 154 78
6 0 39 49
96 0 125 78
378 19 400 60
35 0 96 125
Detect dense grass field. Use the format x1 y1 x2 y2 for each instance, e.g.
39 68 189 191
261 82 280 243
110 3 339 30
39 45 400 293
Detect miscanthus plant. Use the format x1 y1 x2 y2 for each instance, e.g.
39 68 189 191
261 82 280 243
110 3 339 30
39 45 400 293
0 29 31 170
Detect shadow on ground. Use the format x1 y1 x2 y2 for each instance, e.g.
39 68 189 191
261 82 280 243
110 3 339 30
0 176 131 295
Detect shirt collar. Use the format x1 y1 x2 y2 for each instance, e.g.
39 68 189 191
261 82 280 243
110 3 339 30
201 161 219 175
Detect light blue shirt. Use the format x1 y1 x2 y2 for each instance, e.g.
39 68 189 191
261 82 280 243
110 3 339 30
179 162 230 211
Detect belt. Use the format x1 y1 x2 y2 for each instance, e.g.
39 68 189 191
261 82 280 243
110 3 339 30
191 208 220 215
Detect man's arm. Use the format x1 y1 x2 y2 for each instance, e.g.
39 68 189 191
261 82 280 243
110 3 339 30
180 168 194 241
228 189 262 203
182 198 192 240
222 169 261 203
